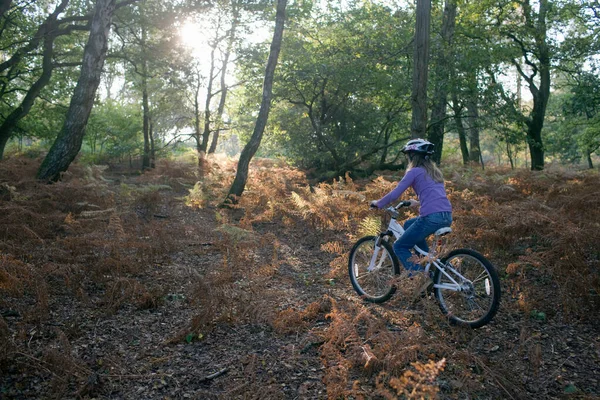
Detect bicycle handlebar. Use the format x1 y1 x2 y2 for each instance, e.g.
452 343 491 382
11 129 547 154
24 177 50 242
396 200 412 208
371 200 412 212
385 201 411 211
379 201 412 218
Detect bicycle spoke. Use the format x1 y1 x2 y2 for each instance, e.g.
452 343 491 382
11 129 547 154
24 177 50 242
349 236 399 303
434 250 500 328
470 271 488 283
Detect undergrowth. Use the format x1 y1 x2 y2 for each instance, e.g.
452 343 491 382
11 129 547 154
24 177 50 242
1 154 598 398
204 159 599 398
0 157 193 397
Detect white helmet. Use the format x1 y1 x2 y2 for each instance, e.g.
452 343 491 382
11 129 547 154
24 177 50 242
402 138 434 155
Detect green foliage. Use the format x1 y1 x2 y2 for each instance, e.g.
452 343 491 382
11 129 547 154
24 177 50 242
563 383 578 394
84 100 143 163
2 0 600 173
545 70 600 166
119 183 172 200
530 309 546 322
236 1 414 172
450 0 597 169
185 181 207 208
0 0 90 156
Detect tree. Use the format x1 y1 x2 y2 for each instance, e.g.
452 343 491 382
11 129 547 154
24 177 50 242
37 0 134 181
546 70 600 168
111 0 170 170
470 0 593 170
510 0 551 170
0 0 91 159
569 72 600 168
179 0 243 161
257 2 414 175
84 99 143 163
451 91 470 164
428 0 456 163
410 0 431 139
105 0 193 169
226 0 287 204
208 1 240 155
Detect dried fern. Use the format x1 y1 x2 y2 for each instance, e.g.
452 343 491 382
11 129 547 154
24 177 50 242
290 191 310 214
358 216 382 237
377 358 447 399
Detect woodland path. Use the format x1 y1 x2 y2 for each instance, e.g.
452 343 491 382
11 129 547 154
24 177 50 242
1 164 599 399
74 171 598 400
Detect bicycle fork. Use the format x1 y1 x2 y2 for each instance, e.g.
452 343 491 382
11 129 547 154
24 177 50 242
367 236 387 272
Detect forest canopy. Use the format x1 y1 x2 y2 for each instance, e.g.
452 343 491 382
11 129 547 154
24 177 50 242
0 0 598 179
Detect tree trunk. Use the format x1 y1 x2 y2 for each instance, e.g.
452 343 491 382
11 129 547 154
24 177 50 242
427 0 456 164
141 19 151 170
525 55 549 171
200 18 225 164
516 0 550 171
225 0 286 204
149 117 155 168
466 98 481 165
307 99 342 166
208 129 220 154
586 151 593 169
209 5 239 155
142 74 151 170
37 0 117 181
378 126 391 165
505 142 512 169
451 92 469 164
201 43 217 158
525 74 549 171
192 69 203 163
410 0 431 139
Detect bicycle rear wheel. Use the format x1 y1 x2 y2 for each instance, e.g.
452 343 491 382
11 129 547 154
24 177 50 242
433 249 501 328
348 236 400 303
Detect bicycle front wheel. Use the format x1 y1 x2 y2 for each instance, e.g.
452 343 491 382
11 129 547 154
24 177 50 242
433 249 501 328
348 236 400 303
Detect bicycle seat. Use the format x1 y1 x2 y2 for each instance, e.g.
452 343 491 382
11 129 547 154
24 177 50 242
434 227 452 237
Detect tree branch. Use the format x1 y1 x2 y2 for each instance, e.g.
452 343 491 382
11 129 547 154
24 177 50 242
0 0 69 74
115 0 139 9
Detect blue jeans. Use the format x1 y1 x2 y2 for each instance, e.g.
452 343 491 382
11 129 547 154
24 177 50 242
393 212 452 272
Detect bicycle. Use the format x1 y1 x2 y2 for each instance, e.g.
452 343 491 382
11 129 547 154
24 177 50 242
348 201 501 328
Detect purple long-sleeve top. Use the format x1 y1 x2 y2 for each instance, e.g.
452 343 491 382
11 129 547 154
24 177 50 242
376 167 452 216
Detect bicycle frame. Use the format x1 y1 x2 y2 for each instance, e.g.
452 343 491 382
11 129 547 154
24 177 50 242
369 208 468 293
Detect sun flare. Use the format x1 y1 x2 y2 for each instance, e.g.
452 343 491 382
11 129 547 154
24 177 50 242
179 20 210 57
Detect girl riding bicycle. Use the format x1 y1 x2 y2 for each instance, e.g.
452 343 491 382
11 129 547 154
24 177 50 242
370 139 452 274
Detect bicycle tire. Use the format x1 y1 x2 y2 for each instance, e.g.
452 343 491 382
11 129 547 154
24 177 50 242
348 236 400 303
433 249 501 328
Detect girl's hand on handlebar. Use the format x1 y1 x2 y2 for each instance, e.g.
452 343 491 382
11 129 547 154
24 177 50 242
407 199 419 207
397 199 419 208
369 200 379 209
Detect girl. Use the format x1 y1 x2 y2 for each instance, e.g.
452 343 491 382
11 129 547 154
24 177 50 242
370 138 452 273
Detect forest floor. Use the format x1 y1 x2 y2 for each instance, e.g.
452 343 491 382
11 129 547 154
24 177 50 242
0 155 599 400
